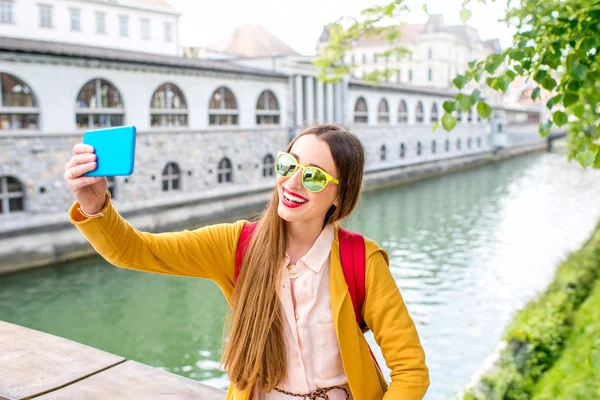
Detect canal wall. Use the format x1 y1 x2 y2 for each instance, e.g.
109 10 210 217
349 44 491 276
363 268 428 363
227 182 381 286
0 140 547 275
0 320 226 400
458 219 600 400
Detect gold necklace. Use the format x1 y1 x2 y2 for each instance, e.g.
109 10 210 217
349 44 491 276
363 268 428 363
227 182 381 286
287 263 299 279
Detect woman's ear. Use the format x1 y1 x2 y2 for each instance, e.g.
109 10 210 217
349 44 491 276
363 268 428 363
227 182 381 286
333 196 339 207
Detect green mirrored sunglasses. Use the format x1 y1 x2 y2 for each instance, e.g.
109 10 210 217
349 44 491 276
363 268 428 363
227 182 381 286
275 151 340 193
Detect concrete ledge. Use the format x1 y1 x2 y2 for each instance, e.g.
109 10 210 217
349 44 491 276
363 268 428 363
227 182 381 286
0 142 547 275
0 321 225 400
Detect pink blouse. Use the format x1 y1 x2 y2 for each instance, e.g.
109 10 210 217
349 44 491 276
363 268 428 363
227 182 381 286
253 224 353 400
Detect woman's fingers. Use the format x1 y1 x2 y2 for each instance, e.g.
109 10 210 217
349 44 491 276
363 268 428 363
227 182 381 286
69 176 105 191
64 153 97 172
73 143 95 155
64 162 97 181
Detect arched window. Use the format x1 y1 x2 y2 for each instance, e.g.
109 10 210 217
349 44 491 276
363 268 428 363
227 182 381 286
0 176 25 214
256 90 280 125
400 142 406 159
417 141 422 155
477 137 482 147
150 83 188 128
415 101 424 123
76 78 124 129
162 162 181 191
430 103 439 123
262 154 275 177
457 109 463 122
209 87 238 126
431 140 437 154
354 97 368 123
380 144 387 161
457 138 462 150
377 99 389 124
0 73 39 130
445 138 450 152
468 108 473 122
398 100 408 123
106 176 116 199
467 137 472 149
218 157 233 183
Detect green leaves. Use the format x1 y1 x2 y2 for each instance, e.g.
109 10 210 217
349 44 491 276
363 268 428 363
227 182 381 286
534 70 548 84
443 100 457 113
485 53 504 74
452 74 470 90
456 93 474 111
442 113 457 132
431 119 439 133
476 102 492 119
531 87 541 101
569 64 588 81
539 120 552 138
553 111 568 127
563 92 579 108
573 104 585 119
460 8 472 24
577 149 596 168
541 76 557 91
470 89 482 103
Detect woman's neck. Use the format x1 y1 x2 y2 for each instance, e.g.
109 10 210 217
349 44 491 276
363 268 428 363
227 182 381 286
285 219 326 261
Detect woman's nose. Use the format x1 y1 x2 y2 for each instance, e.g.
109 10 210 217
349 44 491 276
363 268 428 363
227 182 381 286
287 168 303 189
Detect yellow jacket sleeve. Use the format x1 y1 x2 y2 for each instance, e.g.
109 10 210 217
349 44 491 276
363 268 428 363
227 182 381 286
68 194 245 296
363 250 430 400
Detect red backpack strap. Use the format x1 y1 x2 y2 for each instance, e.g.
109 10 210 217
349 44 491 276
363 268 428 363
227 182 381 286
339 227 382 371
234 221 259 284
338 227 367 331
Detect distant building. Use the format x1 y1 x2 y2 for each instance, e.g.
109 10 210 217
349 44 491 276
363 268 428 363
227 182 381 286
317 14 500 89
184 25 300 60
0 0 181 56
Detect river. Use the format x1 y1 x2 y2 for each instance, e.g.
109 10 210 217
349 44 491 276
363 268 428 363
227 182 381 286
1 144 599 399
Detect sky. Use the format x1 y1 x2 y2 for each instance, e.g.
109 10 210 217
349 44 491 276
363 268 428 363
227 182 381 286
166 0 514 55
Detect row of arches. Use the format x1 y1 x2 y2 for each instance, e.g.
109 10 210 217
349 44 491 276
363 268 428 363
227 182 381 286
379 136 484 161
0 155 278 214
354 97 482 125
0 73 281 131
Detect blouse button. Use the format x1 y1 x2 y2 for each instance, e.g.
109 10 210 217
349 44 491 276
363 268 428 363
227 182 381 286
295 314 299 320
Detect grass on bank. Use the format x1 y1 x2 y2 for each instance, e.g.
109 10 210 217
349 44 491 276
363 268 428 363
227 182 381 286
463 223 600 400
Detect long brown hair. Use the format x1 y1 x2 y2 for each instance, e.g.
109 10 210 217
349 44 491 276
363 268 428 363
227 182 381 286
220 124 365 392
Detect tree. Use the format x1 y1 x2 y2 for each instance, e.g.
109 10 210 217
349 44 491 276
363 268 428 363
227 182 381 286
315 0 600 168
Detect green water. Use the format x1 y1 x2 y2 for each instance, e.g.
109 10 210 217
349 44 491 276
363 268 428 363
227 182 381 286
2 148 600 399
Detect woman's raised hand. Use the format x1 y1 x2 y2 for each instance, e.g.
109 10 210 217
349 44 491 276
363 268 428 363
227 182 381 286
64 144 108 214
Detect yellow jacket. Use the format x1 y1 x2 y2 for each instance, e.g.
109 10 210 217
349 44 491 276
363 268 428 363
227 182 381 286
69 195 430 400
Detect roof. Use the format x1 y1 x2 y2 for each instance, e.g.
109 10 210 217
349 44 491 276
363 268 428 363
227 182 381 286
207 25 300 58
130 0 174 8
0 37 288 79
345 14 499 52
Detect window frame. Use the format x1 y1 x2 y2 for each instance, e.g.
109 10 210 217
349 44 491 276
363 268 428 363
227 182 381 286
0 72 40 131
208 87 239 126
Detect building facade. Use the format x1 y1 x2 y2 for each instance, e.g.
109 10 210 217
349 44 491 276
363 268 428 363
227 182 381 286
0 0 181 56
318 14 500 90
0 4 545 271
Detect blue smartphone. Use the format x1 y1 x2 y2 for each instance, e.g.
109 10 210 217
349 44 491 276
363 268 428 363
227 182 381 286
83 125 136 176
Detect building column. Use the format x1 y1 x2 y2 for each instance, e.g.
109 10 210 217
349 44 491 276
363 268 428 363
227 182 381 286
305 76 315 124
334 81 344 124
295 75 303 127
325 83 334 122
315 79 325 123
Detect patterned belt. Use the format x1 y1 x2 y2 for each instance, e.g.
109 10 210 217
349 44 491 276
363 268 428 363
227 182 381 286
273 385 350 399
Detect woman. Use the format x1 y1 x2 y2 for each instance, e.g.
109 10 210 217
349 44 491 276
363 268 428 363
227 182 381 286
64 124 429 400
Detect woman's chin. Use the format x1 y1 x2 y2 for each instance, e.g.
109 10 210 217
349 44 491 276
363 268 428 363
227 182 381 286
277 203 305 222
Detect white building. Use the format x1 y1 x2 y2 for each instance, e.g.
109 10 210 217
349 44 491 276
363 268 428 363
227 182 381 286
0 0 181 56
317 14 500 89
0 7 546 271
